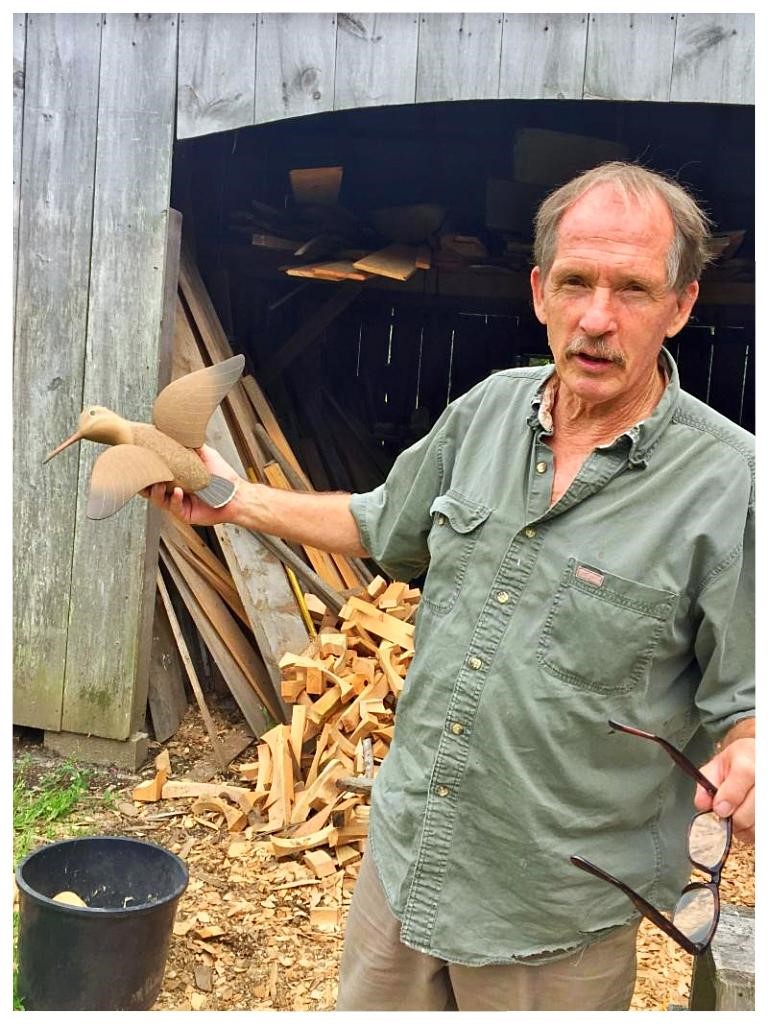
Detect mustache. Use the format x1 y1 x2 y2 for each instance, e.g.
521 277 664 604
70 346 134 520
564 336 626 368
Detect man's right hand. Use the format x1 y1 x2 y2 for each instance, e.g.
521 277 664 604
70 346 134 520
143 444 244 527
144 444 369 557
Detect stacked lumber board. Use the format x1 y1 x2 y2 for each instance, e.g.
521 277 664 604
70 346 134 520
139 577 419 875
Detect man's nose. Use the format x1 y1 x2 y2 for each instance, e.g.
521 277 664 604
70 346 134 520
579 288 618 337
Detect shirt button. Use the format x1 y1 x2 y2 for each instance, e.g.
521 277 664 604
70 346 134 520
524 527 537 538
496 591 510 604
450 722 464 736
436 785 450 797
536 461 547 474
468 656 483 670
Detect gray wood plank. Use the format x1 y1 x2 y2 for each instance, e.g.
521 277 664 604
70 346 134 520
584 14 678 102
671 14 754 105
334 13 419 111
148 591 188 743
13 13 102 732
13 13 26 304
689 905 754 1009
177 13 258 140
62 13 178 740
499 14 588 100
416 13 504 102
205 404 307 717
255 12 337 124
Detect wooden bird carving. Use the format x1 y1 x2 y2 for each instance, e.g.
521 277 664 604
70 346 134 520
44 355 246 520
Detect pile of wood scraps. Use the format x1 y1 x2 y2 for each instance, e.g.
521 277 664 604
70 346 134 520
139 577 419 881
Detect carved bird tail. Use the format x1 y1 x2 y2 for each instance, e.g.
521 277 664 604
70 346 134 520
196 474 238 508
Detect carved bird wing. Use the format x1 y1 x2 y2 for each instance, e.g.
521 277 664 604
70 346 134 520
152 354 245 448
87 444 174 520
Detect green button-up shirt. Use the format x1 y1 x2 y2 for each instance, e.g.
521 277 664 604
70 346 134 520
349 350 754 966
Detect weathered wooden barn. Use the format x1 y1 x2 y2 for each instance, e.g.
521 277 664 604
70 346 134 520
13 13 754 766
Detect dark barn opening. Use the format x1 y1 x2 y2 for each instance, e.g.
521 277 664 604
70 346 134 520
171 98 754 495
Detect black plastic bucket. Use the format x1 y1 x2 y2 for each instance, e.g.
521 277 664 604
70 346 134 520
15 835 189 1010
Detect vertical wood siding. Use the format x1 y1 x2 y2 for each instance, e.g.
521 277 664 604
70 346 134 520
254 13 338 124
13 14 26 301
334 13 419 111
499 14 588 100
177 14 258 139
670 14 754 104
584 14 678 102
416 13 504 103
174 12 753 139
13 13 103 731
62 13 178 739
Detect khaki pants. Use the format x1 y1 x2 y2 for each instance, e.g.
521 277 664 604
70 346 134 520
337 854 639 1011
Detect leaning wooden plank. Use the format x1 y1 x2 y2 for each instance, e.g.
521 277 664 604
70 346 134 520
352 244 422 281
162 540 286 725
263 461 346 590
160 548 274 735
175 292 267 476
254 531 345 614
254 423 367 589
241 376 312 488
162 521 250 627
203 403 310 705
156 571 227 768
148 590 188 743
262 281 364 383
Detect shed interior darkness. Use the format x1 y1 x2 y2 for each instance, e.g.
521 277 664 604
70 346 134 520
171 99 754 493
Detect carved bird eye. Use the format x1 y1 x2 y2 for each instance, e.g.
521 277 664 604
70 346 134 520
89 410 96 416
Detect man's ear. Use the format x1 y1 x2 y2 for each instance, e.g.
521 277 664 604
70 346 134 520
666 281 699 338
530 266 547 325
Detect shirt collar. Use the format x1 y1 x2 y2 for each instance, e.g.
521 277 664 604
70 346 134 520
528 348 680 468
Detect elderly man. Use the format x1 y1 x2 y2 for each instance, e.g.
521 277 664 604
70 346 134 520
149 163 754 1011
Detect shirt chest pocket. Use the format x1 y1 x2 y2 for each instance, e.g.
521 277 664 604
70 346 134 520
421 492 493 615
537 558 677 694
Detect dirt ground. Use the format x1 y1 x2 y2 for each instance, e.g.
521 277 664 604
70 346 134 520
13 698 754 1012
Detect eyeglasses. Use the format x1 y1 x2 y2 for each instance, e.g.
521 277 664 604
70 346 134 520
570 719 732 956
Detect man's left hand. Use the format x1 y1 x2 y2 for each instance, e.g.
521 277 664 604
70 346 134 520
695 723 755 844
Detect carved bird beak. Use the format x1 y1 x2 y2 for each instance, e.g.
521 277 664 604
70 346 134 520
43 431 83 464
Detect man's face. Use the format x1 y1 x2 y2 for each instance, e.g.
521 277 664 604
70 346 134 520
530 184 699 410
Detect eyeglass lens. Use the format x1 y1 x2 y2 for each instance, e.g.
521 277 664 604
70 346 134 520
673 887 716 944
671 811 729 944
689 811 729 871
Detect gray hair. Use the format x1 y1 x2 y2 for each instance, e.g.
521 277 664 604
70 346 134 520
533 162 714 292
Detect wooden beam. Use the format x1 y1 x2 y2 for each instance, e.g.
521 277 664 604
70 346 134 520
262 282 363 383
160 547 274 735
156 571 228 768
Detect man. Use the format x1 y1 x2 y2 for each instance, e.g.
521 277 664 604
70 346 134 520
148 163 754 1010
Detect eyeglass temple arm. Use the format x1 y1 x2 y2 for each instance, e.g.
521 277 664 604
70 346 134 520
607 719 718 798
569 855 702 957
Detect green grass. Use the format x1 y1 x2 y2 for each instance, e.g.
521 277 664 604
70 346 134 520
13 756 92 862
13 756 94 1009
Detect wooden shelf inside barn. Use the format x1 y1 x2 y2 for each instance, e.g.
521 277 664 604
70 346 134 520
224 160 752 307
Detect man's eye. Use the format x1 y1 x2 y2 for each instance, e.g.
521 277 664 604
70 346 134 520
561 277 585 287
624 282 647 293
